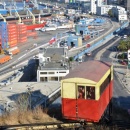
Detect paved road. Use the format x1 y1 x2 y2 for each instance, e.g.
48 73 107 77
84 29 130 110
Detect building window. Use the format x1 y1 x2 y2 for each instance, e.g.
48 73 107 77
48 72 55 74
40 72 47 74
59 71 66 73
40 77 47 81
77 86 85 99
49 77 58 81
86 86 95 100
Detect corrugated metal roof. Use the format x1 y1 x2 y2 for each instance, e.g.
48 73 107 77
64 61 111 82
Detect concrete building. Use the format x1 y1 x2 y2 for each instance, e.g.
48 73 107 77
124 0 130 11
97 5 113 15
90 0 97 14
37 48 69 82
67 34 82 48
112 6 128 21
97 4 127 21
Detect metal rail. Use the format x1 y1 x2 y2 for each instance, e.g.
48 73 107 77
1 120 130 130
1 122 81 130
0 14 6 22
14 9 22 23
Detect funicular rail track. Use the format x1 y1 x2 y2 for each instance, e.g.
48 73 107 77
1 120 130 130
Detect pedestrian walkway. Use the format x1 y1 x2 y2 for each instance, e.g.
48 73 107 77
110 52 130 93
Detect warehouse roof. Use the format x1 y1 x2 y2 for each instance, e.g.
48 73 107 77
64 60 111 82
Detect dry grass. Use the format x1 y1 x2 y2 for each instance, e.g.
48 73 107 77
0 107 58 126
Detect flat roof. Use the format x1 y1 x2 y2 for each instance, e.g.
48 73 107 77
0 82 60 103
64 60 111 82
38 62 69 70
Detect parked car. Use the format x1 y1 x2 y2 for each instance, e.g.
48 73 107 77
86 52 92 56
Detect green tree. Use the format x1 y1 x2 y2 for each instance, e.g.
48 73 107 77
118 40 127 51
126 36 130 49
118 40 127 60
108 9 113 17
68 57 73 68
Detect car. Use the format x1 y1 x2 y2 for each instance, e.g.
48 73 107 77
86 52 92 56
40 25 57 32
121 61 127 65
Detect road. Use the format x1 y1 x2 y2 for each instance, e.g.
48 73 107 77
84 30 130 110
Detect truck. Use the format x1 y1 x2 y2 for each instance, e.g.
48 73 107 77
7 47 20 56
0 55 11 64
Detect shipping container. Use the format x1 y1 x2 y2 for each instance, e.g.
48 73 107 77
0 55 11 64
27 32 37 37
8 40 17 43
9 44 17 48
7 47 20 55
18 39 27 43
8 32 18 35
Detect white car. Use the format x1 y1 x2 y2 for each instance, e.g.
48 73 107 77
40 25 57 32
123 35 127 39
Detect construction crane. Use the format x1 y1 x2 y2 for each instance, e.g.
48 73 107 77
14 8 22 23
25 7 35 24
0 14 6 54
0 14 6 22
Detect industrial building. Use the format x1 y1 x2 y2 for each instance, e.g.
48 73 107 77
37 47 69 82
67 34 82 48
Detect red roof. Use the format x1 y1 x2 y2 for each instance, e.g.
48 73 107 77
64 61 111 82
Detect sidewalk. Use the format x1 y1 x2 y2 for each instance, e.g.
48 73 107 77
110 53 130 93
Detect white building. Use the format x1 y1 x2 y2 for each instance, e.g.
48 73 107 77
90 0 97 14
112 6 127 21
96 4 127 21
97 5 113 15
37 48 69 82
90 0 107 14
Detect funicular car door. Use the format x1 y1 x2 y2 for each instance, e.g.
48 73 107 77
76 85 86 119
62 82 77 118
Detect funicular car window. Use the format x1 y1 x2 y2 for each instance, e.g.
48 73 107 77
78 86 85 99
86 86 95 100
100 74 111 96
